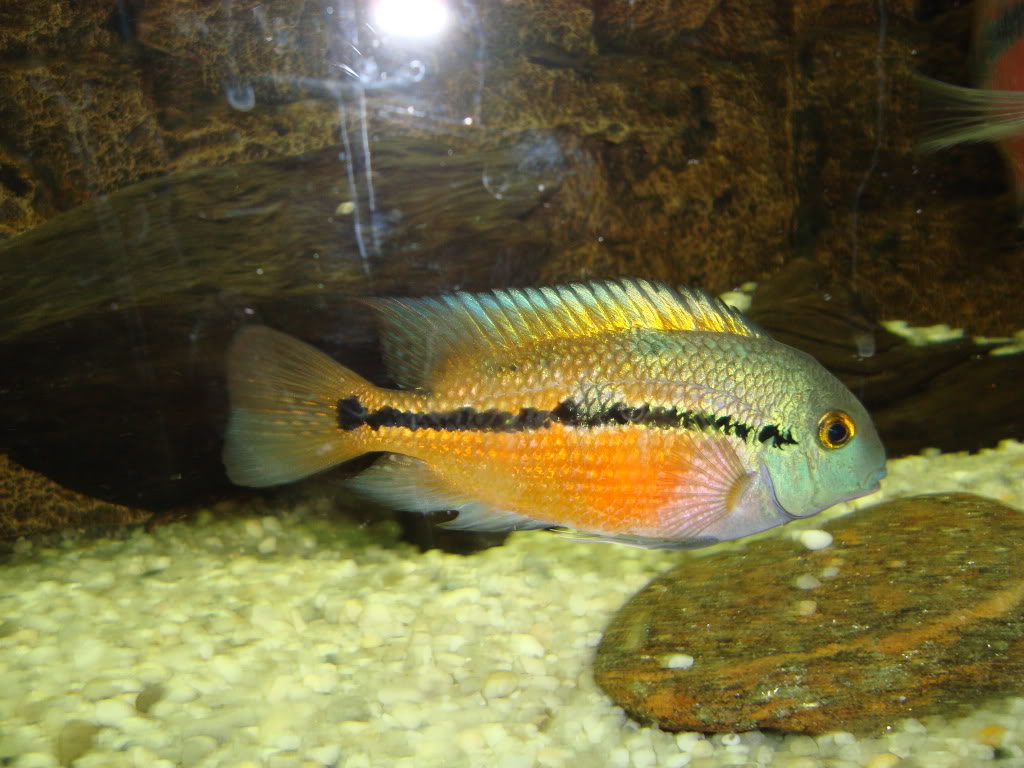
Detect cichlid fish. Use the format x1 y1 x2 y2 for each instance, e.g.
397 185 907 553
223 279 886 549
918 0 1024 221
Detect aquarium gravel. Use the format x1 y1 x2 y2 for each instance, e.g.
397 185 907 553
3 441 1024 768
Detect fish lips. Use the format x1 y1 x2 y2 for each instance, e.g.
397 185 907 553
782 466 887 520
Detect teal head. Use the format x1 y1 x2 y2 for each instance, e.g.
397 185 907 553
760 360 886 520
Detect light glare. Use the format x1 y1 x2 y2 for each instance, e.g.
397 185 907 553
373 0 450 39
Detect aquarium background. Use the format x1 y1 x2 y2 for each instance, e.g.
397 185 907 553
2 1 1024 767
2 0 1023 520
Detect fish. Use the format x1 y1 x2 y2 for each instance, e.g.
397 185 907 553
222 279 886 549
917 0 1024 221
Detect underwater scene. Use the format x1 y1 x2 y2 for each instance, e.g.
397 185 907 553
3 0 1024 766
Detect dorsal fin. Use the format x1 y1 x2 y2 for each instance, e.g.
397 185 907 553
361 278 761 390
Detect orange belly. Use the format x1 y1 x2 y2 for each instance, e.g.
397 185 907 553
378 423 702 537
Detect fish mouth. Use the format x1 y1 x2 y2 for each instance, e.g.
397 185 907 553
865 466 887 492
796 467 887 519
838 467 887 504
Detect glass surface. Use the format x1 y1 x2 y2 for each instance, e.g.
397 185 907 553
2 1 1023 767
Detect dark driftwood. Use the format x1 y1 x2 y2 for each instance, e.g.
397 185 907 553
748 260 1024 457
0 137 560 513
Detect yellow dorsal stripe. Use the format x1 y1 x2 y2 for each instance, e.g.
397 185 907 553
362 278 760 390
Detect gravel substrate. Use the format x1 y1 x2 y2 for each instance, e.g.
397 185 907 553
3 440 1024 768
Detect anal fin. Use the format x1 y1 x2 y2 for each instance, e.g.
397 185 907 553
549 529 719 550
348 455 550 533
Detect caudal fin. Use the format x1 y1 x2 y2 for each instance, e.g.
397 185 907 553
223 326 371 487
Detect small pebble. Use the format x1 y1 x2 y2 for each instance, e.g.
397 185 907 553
661 653 695 669
80 679 120 701
389 701 424 729
787 735 819 755
307 744 341 767
257 536 277 554
865 754 902 768
13 754 58 768
134 683 165 714
793 574 821 590
508 633 546 658
95 697 136 727
483 670 519 699
799 530 833 551
975 724 1007 747
795 599 817 616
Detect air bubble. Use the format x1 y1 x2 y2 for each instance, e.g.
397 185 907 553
225 82 255 112
853 332 876 359
482 168 510 200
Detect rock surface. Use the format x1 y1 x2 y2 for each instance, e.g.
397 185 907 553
0 1 1022 333
0 455 152 541
594 494 1024 735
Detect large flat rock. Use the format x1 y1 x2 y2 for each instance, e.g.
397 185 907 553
595 493 1024 735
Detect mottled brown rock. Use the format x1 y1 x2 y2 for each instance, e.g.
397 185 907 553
1 1 1022 335
595 494 1024 735
0 454 152 540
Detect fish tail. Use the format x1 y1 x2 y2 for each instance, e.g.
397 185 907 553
223 326 374 487
915 74 1024 151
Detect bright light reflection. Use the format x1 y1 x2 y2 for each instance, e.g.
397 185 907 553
373 0 450 40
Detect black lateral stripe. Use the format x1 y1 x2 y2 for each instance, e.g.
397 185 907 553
335 396 798 448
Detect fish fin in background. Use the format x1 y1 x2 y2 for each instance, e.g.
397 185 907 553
349 454 550 532
223 326 370 487
361 279 762 389
915 74 1024 151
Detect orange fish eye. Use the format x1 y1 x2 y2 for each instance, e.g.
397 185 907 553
817 410 855 449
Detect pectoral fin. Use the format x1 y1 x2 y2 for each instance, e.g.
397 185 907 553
654 432 764 540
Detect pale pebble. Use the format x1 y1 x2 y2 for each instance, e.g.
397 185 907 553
793 574 822 590
12 754 58 768
799 529 833 551
508 633 546 658
661 653 694 669
390 701 424 730
483 670 519 699
307 744 342 767
258 536 278 554
865 754 902 768
94 697 136 727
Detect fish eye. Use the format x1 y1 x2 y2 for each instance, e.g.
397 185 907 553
817 410 855 449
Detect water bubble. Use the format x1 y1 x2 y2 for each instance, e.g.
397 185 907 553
225 82 255 112
853 332 876 359
357 58 380 84
408 60 426 82
482 167 510 199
